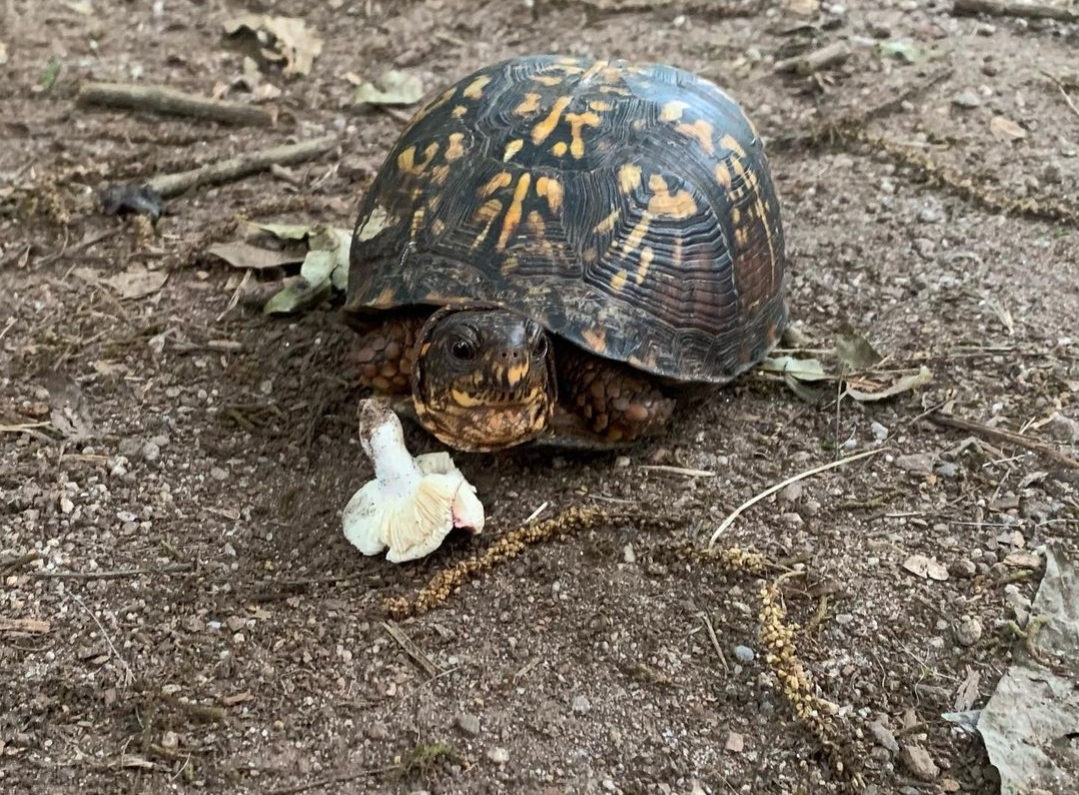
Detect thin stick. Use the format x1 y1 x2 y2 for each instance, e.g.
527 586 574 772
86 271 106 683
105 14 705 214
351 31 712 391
0 317 16 343
145 135 338 199
523 501 549 524
266 766 402 795
1042 70 1079 121
773 41 852 76
639 464 716 477
698 613 730 677
928 413 1079 470
381 621 441 678
68 594 134 686
0 422 50 434
952 0 1077 21
32 562 195 580
708 448 885 546
78 82 278 127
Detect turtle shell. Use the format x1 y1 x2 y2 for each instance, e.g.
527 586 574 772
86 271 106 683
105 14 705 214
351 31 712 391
344 54 788 384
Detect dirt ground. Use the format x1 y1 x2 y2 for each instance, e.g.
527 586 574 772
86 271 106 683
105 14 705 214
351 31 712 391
3 1 1079 794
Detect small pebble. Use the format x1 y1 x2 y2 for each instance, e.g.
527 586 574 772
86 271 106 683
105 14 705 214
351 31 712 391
780 512 803 527
366 722 390 741
948 559 976 579
454 712 480 736
614 455 630 468
869 721 899 753
725 731 744 752
779 482 803 502
870 421 888 441
955 616 982 647
900 744 940 781
951 91 981 109
571 695 591 713
60 496 74 515
935 462 958 478
141 441 160 462
733 645 754 663
209 466 228 481
161 730 179 749
623 544 636 564
118 438 141 457
486 746 509 764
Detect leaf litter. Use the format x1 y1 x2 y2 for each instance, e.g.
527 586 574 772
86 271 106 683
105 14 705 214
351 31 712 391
223 14 323 77
976 545 1079 795
350 69 425 107
760 322 933 404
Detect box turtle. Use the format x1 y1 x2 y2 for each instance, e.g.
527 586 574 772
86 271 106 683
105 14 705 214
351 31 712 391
344 54 788 452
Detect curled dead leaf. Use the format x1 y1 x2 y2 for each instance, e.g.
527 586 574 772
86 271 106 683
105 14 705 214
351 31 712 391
902 554 949 581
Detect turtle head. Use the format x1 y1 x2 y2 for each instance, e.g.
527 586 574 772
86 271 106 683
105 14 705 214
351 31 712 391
411 305 556 452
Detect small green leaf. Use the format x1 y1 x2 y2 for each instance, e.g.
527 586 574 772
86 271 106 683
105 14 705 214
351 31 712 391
353 69 424 106
262 276 333 315
760 355 830 382
876 39 923 64
42 57 62 92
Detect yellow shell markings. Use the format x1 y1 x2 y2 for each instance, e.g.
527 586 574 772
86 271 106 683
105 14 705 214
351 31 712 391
479 171 514 198
634 246 654 285
611 270 629 292
645 174 697 220
578 59 611 83
402 86 456 133
552 141 569 157
531 74 566 87
563 110 602 158
594 209 620 235
397 142 440 176
372 285 398 308
444 133 467 161
451 105 468 118
588 99 614 112
503 139 525 161
535 176 564 214
496 173 533 251
357 205 391 242
618 164 642 195
719 133 748 159
410 208 426 238
471 198 504 249
514 92 543 115
660 100 689 122
675 119 716 155
531 96 573 145
581 326 608 354
429 164 451 186
462 75 491 100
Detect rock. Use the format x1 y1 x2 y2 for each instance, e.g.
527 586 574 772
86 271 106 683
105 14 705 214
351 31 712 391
779 482 803 502
952 91 981 109
366 722 390 741
141 441 160 462
1045 412 1079 442
935 462 958 478
870 421 889 441
454 712 480 736
955 616 982 647
571 695 590 713
118 437 141 457
900 744 940 781
948 559 976 579
724 731 744 752
209 466 228 481
733 645 754 663
780 512 804 527
895 453 935 475
623 544 636 564
60 496 74 515
869 721 899 753
486 746 509 764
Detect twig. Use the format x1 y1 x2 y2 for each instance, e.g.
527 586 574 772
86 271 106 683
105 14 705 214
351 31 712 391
77 82 279 127
639 464 716 477
0 317 17 343
0 551 42 576
266 766 402 795
67 593 134 687
927 412 1079 470
708 448 886 546
381 620 441 678
1042 70 1079 121
523 501 549 524
0 422 51 434
32 562 195 580
698 613 730 677
39 228 121 269
145 135 339 199
952 0 1077 22
773 41 852 76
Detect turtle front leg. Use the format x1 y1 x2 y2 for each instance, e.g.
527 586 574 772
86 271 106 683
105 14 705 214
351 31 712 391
556 346 676 443
353 315 426 395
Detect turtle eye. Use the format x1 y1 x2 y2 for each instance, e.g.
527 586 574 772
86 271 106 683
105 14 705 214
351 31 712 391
533 335 548 359
451 339 476 361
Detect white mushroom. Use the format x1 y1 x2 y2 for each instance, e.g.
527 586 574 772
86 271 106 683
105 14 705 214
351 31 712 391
342 399 484 563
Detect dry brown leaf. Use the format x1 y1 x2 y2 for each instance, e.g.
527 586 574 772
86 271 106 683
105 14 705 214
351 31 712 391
90 264 168 299
206 241 303 271
223 14 323 77
990 115 1027 142
902 554 949 581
